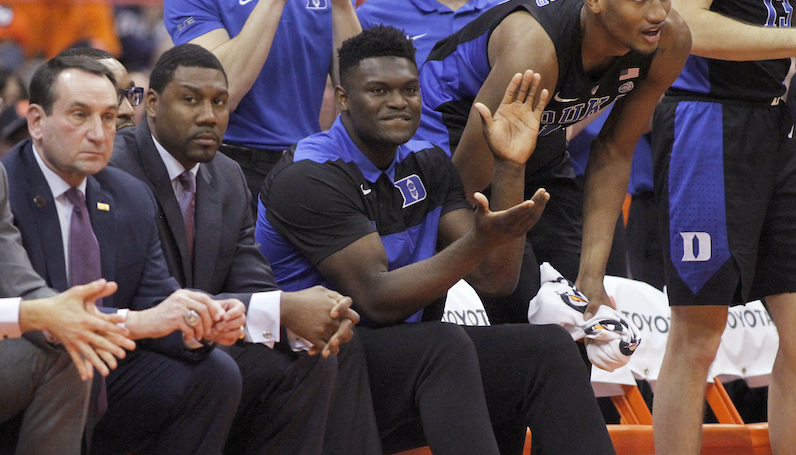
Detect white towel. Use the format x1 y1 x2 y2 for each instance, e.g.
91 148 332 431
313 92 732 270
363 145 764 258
528 263 641 372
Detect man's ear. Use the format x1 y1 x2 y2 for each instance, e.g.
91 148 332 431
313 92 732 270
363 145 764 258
145 89 159 119
584 0 602 14
26 104 45 141
335 85 349 112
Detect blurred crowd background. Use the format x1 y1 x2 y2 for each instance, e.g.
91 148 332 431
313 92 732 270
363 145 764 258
0 0 170 154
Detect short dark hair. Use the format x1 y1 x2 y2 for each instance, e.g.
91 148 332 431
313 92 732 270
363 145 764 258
29 55 117 114
58 47 116 61
338 25 417 88
149 44 228 94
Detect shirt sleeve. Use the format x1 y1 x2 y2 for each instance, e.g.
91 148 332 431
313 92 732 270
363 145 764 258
244 291 313 352
0 297 22 339
438 149 472 216
164 0 227 45
355 2 374 28
265 160 376 266
285 328 312 351
244 290 281 347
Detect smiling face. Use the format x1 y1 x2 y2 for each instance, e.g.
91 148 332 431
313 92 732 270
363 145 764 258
597 0 670 55
28 69 118 187
147 65 229 170
337 56 421 167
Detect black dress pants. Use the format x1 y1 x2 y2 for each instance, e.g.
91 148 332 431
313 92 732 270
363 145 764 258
464 324 615 455
91 349 242 455
225 342 338 455
356 323 500 455
352 322 615 455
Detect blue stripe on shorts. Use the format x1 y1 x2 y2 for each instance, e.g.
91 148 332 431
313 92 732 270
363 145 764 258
668 101 732 294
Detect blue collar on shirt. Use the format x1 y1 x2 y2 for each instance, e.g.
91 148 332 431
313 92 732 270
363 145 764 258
294 116 404 184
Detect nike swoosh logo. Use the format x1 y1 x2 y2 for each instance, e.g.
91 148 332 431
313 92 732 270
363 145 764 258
553 92 579 103
360 184 372 196
410 33 427 41
239 0 254 5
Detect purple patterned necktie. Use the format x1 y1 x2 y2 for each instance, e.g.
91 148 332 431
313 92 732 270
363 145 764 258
64 187 107 416
177 171 196 261
65 187 102 290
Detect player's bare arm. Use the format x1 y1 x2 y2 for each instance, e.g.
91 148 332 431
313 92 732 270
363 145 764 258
188 0 288 110
444 70 550 295
674 0 796 60
330 0 362 86
577 9 691 317
452 11 559 203
316 189 544 325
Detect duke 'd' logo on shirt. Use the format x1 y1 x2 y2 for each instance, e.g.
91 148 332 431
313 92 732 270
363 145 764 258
395 175 427 208
306 0 328 9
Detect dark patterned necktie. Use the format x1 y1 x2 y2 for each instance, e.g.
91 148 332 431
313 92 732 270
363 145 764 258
65 187 101 289
64 187 107 417
177 171 196 261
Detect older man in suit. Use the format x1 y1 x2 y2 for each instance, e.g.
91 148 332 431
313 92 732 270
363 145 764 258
57 47 142 131
111 43 376 455
0 162 135 455
1 54 243 455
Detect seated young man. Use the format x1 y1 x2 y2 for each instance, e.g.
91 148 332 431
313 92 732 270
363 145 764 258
257 25 615 455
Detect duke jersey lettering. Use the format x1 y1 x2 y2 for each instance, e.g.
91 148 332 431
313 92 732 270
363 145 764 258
416 0 655 156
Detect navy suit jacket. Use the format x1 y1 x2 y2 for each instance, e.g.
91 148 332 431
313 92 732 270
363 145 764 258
1 140 207 361
111 121 279 301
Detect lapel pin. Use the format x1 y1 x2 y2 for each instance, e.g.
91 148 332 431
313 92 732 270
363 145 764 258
33 195 46 208
97 202 110 211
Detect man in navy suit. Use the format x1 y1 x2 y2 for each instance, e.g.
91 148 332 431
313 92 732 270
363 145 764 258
1 157 135 454
1 54 242 455
111 44 375 455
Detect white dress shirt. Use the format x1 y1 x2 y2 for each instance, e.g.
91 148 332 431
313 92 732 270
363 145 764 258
32 145 87 287
0 297 22 339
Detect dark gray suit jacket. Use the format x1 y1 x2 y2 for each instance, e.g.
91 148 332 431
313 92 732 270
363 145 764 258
0 163 54 305
111 121 279 301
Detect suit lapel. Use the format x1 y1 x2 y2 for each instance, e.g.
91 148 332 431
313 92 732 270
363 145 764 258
193 164 222 288
20 145 68 291
135 123 193 286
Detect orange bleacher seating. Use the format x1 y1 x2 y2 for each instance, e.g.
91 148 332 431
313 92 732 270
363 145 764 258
607 378 770 455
